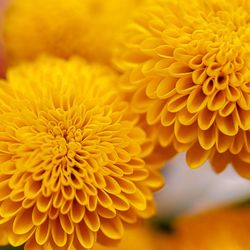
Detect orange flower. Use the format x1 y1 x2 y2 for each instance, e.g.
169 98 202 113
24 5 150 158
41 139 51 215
0 56 164 249
93 223 162 250
169 206 250 250
114 0 250 177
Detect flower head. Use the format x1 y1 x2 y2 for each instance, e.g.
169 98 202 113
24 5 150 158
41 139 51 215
3 0 144 66
115 0 250 176
0 56 164 249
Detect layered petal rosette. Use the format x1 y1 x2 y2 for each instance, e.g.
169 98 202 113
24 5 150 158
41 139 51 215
0 56 164 250
115 0 250 177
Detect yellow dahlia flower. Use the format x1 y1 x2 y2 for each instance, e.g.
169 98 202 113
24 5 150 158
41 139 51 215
3 0 143 66
0 56 164 250
170 206 250 250
115 0 250 176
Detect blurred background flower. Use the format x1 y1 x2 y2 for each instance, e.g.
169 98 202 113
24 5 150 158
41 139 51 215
0 0 9 77
93 222 167 250
2 0 144 67
168 205 250 250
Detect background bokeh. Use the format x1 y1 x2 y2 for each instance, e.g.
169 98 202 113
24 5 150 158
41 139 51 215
156 154 250 218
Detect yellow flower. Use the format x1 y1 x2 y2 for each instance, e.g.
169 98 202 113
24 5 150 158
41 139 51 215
0 56 164 250
169 206 250 250
115 0 250 177
3 0 143 66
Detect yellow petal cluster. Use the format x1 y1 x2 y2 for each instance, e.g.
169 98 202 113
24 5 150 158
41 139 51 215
3 0 144 66
0 56 164 250
115 0 250 177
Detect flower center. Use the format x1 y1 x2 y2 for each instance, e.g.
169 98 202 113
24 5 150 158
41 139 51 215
29 106 109 195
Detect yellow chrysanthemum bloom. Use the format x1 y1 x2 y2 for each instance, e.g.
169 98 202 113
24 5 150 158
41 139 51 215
169 206 250 250
115 0 250 177
3 0 143 66
0 56 164 250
